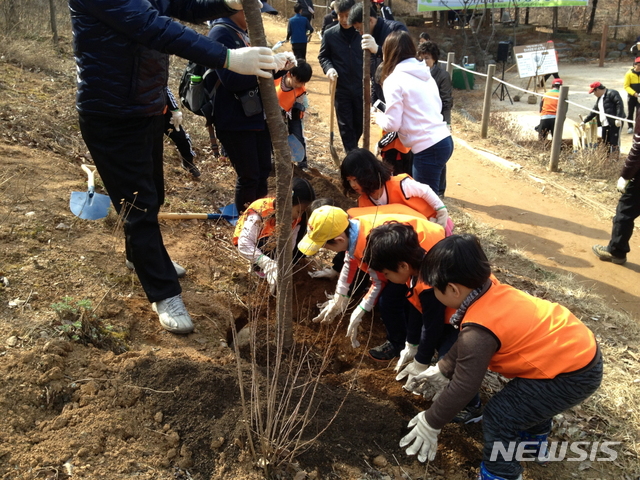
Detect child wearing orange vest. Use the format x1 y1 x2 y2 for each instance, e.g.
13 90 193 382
536 78 562 140
340 148 453 236
364 222 484 424
399 234 602 480
298 204 444 355
275 59 312 169
233 177 315 291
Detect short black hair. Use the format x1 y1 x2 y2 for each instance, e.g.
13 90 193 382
417 40 440 63
420 234 491 292
294 3 302 13
310 197 335 211
290 59 312 83
340 148 392 195
336 0 355 14
364 222 426 272
292 177 316 206
347 2 377 24
419 32 430 41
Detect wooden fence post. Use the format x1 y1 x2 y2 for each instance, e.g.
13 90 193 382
481 63 496 139
548 85 569 172
446 52 455 79
599 24 608 67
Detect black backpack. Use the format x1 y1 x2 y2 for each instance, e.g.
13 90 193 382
178 61 220 118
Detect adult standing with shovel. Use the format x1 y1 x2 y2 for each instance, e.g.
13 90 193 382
70 0 276 334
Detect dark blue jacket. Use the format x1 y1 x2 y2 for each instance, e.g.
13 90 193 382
208 17 266 131
70 0 234 117
318 24 363 97
287 13 313 44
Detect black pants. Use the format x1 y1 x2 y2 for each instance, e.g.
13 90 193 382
608 177 640 258
335 89 363 152
627 95 638 129
164 109 195 163
79 114 181 303
291 42 307 61
482 354 602 479
217 129 272 212
377 281 411 352
537 117 556 140
382 148 413 175
601 124 621 152
288 107 307 166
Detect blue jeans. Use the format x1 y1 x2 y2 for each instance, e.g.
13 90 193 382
412 135 454 196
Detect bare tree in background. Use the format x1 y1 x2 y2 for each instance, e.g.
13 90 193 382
49 0 58 44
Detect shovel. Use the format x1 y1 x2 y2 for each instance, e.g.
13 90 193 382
158 203 240 226
328 80 341 168
288 134 305 163
70 164 111 220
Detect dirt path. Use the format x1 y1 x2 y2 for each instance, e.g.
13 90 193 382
267 17 640 322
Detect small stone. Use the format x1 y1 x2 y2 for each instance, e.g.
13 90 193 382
166 448 177 460
210 437 225 449
167 431 180 447
25 211 36 217
372 454 387 467
77 447 90 458
154 412 163 423
293 471 307 480
6 336 18 347
55 223 71 230
177 457 193 469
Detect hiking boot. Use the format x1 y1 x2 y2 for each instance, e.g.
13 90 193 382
518 431 550 465
368 340 399 361
181 158 201 178
152 294 193 334
477 462 522 480
592 245 626 265
451 402 483 424
126 259 187 278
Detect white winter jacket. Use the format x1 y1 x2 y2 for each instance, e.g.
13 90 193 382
376 58 450 153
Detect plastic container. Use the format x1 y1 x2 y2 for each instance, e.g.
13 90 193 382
452 64 475 90
190 75 203 84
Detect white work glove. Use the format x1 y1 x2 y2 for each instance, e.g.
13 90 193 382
225 0 263 10
374 110 387 128
617 176 630 194
396 359 429 391
308 267 338 279
256 256 278 293
313 292 349 324
431 207 449 231
346 305 366 348
615 120 622 128
395 342 419 372
400 411 441 463
227 47 276 79
274 52 297 71
169 110 183 132
406 364 450 401
326 68 338 81
361 34 378 54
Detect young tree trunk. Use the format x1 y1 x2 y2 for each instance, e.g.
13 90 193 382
552 6 558 35
586 0 598 34
244 0 294 349
49 0 58 45
525 7 529 25
613 0 621 40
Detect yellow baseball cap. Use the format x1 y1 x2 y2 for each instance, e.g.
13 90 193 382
297 206 349 256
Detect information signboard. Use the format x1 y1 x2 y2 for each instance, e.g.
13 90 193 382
513 43 558 78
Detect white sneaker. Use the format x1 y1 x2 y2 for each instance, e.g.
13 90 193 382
628 128 634 134
152 294 193 334
125 259 186 278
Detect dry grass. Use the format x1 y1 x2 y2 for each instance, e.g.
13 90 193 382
450 205 640 474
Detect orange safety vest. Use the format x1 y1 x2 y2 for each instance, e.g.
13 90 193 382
232 198 301 246
274 76 306 113
380 130 411 154
540 90 560 117
347 207 444 275
462 283 597 379
406 279 456 323
357 174 437 219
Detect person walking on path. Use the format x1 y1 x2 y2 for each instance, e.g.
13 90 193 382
318 0 363 153
592 110 640 265
70 0 277 335
534 78 562 141
375 31 453 197
582 82 625 155
400 234 602 480
286 3 314 60
623 57 640 134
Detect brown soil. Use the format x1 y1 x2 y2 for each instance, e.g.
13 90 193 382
0 15 638 480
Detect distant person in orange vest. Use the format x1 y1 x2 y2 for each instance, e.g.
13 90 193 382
275 59 313 169
398 234 602 480
233 178 315 292
623 57 640 134
535 78 562 140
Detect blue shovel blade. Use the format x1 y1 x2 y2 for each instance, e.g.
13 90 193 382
70 191 111 220
288 134 305 163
